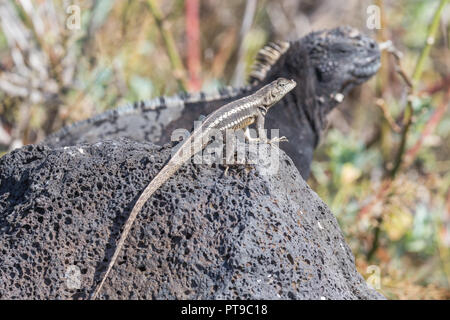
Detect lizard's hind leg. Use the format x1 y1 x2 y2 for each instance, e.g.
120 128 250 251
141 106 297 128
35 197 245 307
222 150 241 176
222 130 254 176
222 163 255 176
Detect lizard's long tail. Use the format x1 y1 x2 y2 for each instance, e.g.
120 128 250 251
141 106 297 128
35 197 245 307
91 153 186 299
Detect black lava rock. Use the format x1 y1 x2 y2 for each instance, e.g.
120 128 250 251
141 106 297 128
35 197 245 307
0 140 383 299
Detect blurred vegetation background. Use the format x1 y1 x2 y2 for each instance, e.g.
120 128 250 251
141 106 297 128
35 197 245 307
0 0 449 299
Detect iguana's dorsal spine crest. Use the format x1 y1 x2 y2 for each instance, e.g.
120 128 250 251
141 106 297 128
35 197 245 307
46 41 291 144
45 85 253 143
249 41 290 84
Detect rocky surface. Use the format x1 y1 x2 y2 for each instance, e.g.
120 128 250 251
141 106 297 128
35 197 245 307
0 139 384 299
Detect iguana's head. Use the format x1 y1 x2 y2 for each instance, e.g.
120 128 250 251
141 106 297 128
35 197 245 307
260 78 297 110
250 26 380 104
305 26 380 93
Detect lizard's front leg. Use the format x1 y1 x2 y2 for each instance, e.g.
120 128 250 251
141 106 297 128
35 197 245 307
255 112 288 145
222 127 257 176
244 127 261 143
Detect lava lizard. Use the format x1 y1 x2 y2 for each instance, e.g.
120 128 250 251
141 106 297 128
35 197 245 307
91 77 297 298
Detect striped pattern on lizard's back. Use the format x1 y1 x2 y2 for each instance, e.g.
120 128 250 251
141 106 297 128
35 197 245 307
45 85 251 146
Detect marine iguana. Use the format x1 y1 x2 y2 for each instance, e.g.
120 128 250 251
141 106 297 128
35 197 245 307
91 78 297 299
45 26 380 179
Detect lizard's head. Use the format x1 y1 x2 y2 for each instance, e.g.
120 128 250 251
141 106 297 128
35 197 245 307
305 26 381 94
261 78 297 109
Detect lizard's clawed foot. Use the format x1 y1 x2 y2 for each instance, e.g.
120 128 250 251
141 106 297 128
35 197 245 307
266 136 288 145
223 163 253 176
244 164 255 174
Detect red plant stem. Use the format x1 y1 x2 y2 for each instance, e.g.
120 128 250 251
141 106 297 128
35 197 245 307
186 0 201 91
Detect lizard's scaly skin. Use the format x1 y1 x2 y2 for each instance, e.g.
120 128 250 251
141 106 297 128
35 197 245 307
91 78 297 299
